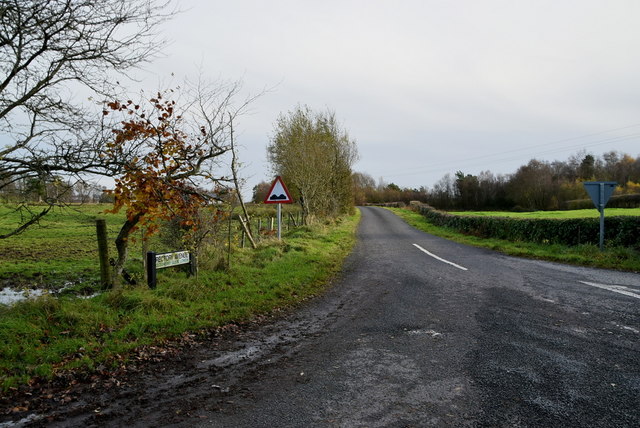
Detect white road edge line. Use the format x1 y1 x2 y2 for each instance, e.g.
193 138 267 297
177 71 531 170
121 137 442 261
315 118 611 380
412 243 468 271
579 281 640 300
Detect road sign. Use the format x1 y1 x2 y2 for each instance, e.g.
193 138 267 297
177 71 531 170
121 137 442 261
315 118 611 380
264 176 293 241
583 181 617 251
146 250 193 288
264 176 293 204
155 251 190 269
584 181 617 212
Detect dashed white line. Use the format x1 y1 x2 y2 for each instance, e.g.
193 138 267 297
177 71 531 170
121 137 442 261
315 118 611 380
578 281 640 300
412 243 468 271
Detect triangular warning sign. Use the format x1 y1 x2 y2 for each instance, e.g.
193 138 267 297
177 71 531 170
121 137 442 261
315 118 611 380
264 176 293 204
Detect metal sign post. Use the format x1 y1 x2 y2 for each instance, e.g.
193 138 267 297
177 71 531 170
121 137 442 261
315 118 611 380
264 176 294 241
277 203 282 240
583 181 617 250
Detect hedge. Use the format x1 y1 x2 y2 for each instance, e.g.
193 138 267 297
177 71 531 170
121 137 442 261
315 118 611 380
564 193 640 210
409 202 640 249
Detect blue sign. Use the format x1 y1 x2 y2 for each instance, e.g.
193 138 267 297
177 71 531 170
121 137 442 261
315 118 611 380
583 181 617 212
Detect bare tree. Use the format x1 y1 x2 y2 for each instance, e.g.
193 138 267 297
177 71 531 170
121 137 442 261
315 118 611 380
0 0 174 238
229 114 257 249
267 106 358 222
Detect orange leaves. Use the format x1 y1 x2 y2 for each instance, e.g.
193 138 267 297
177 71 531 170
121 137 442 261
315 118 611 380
102 90 216 240
106 101 121 111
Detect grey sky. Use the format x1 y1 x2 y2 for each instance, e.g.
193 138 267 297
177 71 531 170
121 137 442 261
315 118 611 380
141 0 640 192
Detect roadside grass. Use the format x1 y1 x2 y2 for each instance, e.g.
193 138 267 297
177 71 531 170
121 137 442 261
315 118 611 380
388 207 640 272
449 208 640 218
0 211 359 391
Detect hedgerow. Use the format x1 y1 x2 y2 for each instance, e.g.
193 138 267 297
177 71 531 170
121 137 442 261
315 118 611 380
410 202 640 249
565 193 640 210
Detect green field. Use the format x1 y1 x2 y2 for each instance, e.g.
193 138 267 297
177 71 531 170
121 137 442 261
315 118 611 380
0 204 127 289
0 203 304 290
449 208 640 218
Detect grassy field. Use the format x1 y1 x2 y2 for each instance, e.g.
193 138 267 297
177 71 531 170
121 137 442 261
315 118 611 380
0 203 304 290
0 204 128 289
449 208 640 218
389 207 640 272
0 204 357 390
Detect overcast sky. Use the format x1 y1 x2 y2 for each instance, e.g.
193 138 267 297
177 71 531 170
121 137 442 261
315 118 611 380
139 0 640 192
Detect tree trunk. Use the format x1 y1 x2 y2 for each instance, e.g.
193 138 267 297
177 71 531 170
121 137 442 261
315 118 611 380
229 113 257 249
113 213 142 288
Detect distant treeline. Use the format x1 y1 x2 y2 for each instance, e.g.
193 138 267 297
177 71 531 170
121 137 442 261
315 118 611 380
354 151 640 211
0 178 113 204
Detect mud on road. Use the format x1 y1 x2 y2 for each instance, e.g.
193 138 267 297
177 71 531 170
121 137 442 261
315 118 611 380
0 264 369 427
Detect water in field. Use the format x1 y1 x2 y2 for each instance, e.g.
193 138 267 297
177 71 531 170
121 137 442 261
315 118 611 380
0 287 45 305
0 283 98 305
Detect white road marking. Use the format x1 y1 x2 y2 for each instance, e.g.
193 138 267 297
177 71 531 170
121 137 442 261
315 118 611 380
578 281 640 300
412 243 468 271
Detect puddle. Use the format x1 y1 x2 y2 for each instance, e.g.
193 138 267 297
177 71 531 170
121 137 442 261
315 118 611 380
0 283 100 306
407 329 443 338
621 325 639 334
0 413 40 427
0 287 46 305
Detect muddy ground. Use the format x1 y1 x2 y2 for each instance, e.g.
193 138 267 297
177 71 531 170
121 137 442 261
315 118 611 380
0 270 356 428
0 310 302 426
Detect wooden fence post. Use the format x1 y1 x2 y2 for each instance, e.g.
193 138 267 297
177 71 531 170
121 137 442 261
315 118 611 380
96 219 112 289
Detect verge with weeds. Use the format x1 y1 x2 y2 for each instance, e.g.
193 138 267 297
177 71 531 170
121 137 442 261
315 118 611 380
0 212 359 391
388 207 640 272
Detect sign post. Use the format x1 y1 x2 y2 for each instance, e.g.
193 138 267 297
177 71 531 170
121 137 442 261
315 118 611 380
583 181 617 251
263 176 293 240
146 250 192 288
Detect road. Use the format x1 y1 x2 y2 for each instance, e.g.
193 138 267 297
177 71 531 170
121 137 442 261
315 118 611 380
22 206 640 427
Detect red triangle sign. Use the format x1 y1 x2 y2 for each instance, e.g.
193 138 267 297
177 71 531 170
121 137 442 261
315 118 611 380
264 176 293 204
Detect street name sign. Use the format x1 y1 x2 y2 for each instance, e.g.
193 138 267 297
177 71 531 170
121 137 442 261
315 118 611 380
156 251 190 269
146 250 192 288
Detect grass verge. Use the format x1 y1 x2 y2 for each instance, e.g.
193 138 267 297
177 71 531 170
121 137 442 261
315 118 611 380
0 212 359 391
388 207 640 272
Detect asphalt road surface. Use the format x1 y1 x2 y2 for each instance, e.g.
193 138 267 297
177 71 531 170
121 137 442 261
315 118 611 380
21 206 640 427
